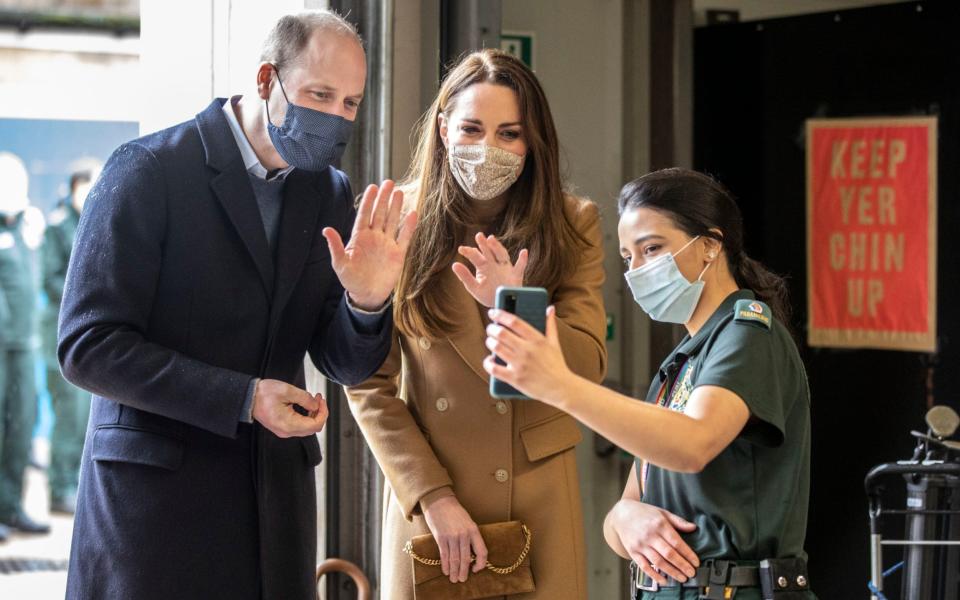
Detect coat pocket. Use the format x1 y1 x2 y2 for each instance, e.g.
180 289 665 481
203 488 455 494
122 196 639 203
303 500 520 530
91 426 184 471
519 414 583 462
301 434 323 467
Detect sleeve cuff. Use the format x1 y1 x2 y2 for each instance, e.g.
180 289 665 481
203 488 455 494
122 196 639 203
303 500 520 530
416 486 456 515
345 292 392 333
240 378 258 424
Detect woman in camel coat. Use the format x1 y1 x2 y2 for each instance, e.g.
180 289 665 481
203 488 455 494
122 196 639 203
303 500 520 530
346 49 607 600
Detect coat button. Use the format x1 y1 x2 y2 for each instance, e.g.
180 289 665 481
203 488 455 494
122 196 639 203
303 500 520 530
494 469 509 483
495 400 508 414
796 575 807 587
418 337 432 350
436 398 449 412
777 576 789 588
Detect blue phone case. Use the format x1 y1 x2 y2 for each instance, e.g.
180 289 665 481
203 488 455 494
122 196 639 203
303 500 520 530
490 286 548 399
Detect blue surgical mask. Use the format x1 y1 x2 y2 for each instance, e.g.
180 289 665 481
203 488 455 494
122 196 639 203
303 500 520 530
265 67 354 172
624 236 711 324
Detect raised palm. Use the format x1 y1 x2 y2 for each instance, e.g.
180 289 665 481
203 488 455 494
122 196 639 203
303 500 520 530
452 233 528 307
322 180 417 310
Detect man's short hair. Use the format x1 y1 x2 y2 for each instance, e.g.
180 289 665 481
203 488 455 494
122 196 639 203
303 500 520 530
260 10 362 73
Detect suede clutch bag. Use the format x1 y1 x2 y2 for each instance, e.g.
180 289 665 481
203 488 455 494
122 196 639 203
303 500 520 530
403 520 535 600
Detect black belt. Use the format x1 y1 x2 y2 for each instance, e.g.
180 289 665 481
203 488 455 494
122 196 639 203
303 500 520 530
632 560 759 598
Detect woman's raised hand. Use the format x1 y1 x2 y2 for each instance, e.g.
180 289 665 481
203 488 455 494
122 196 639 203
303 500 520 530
452 233 528 307
421 495 489 583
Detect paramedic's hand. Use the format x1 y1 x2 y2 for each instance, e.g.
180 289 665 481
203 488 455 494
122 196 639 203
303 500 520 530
483 306 572 401
453 233 528 307
252 379 328 438
421 495 488 583
610 499 699 585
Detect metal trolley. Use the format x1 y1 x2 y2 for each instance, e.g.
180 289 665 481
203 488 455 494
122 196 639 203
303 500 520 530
865 406 960 600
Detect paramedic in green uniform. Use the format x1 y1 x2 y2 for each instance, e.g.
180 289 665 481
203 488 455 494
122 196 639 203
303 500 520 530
483 168 816 599
0 151 49 536
42 166 97 514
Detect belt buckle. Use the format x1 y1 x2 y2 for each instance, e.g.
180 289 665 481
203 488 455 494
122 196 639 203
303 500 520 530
631 562 660 593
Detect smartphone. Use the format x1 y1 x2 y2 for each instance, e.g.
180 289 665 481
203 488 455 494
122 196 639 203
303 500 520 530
490 286 549 399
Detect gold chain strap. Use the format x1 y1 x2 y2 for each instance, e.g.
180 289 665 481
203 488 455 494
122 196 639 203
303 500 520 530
403 524 532 575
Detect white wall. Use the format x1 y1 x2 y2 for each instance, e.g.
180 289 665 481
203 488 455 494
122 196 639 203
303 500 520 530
501 2 633 597
139 0 327 135
0 31 138 122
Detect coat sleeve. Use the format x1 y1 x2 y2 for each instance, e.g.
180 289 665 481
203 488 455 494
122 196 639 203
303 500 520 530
307 170 393 386
554 198 608 384
345 332 455 521
57 142 253 438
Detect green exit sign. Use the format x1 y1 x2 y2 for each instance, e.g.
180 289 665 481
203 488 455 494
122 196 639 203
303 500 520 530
500 31 535 69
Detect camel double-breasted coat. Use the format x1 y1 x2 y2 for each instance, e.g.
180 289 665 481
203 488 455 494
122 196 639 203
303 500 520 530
347 196 607 600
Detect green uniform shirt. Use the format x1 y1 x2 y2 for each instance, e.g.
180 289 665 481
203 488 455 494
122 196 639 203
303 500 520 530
638 289 811 562
0 213 40 351
41 201 80 361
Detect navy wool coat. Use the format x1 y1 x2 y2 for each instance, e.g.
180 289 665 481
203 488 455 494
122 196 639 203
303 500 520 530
58 99 392 599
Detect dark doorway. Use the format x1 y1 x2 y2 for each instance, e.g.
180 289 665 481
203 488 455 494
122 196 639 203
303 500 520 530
694 1 960 596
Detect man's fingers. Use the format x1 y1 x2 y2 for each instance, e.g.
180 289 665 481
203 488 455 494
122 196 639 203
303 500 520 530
321 228 346 268
356 184 378 229
291 390 320 413
371 180 395 231
384 188 404 234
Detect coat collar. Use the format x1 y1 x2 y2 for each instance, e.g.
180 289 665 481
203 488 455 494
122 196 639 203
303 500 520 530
197 98 276 299
442 266 492 383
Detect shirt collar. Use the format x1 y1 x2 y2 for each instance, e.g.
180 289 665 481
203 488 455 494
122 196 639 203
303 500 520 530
656 289 756 380
221 96 293 182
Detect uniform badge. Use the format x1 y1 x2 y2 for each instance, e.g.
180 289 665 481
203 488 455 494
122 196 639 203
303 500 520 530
0 232 14 250
734 299 772 330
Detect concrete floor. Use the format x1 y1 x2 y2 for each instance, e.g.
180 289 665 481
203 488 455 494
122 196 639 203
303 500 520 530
0 438 73 599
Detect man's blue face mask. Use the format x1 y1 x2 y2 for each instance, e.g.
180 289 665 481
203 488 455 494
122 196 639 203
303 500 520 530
265 66 354 172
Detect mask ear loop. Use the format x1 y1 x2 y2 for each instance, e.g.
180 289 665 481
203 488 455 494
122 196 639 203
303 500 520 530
264 64 291 127
697 241 722 282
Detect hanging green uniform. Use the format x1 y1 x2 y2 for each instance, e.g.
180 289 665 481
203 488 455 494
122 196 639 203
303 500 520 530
42 201 89 506
637 290 817 600
0 211 41 520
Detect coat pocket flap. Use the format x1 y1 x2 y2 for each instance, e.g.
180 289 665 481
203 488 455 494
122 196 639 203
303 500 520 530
91 426 184 471
519 414 582 462
301 435 323 467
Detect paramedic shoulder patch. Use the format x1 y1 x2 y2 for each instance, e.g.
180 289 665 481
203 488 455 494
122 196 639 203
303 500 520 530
734 299 772 330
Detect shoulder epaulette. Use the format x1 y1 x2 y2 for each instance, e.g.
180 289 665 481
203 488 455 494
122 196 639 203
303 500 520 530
733 299 772 330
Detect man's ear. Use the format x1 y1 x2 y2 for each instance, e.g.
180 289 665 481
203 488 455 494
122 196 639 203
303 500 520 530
438 113 450 149
256 63 275 101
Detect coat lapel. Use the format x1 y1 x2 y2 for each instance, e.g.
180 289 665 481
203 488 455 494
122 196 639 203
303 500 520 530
443 268 490 383
267 169 323 334
196 99 274 299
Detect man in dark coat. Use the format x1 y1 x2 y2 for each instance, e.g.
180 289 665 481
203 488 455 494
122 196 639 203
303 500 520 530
58 10 415 599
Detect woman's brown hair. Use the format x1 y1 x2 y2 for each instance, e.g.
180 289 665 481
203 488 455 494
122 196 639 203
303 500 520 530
395 49 588 339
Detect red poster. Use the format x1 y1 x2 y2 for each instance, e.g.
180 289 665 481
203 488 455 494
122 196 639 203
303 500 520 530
806 117 937 352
